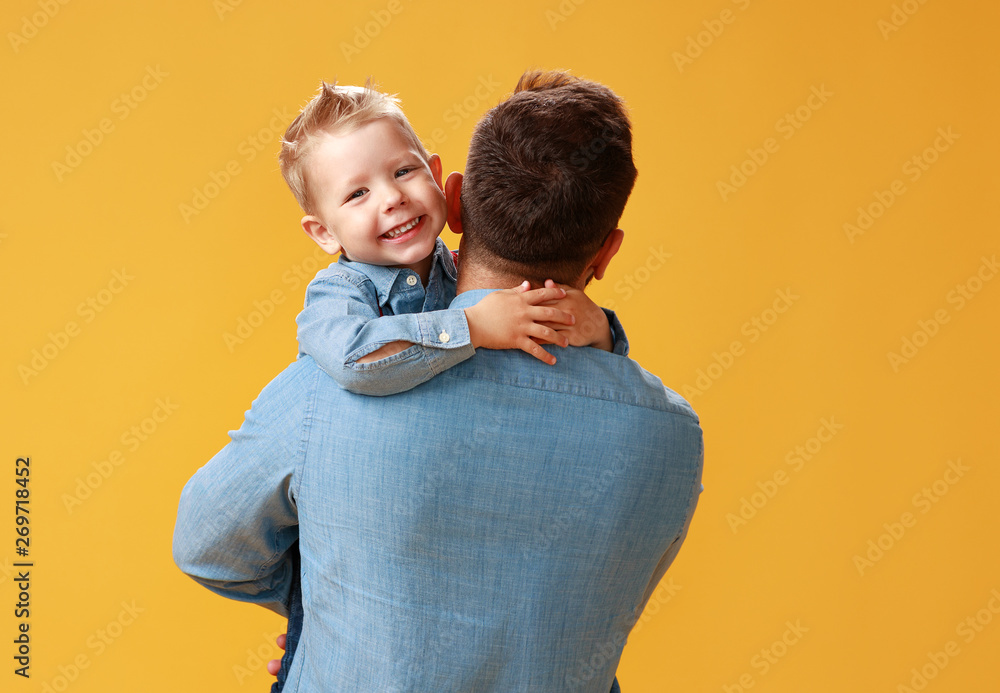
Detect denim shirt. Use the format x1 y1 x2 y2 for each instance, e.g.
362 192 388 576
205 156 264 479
296 239 630 397
173 289 702 692
296 238 474 396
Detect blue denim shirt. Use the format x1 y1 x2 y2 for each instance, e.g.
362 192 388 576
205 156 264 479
174 289 703 692
296 239 474 396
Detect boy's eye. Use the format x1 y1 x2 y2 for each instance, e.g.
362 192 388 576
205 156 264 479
395 167 413 178
347 189 367 201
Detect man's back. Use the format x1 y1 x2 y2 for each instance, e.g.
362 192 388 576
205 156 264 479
175 318 702 692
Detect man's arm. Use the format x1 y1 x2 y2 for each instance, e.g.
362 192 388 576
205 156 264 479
172 360 312 616
634 435 703 624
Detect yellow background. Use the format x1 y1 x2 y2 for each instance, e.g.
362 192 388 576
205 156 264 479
2 0 998 690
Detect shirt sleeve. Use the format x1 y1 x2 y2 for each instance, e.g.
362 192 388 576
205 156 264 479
296 272 476 397
171 361 312 617
633 431 702 627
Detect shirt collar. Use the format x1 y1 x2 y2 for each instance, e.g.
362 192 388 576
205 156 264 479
338 238 456 306
449 288 500 310
427 238 458 287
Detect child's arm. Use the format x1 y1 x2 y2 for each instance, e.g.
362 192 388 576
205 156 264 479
297 272 471 396
297 273 573 396
435 281 626 364
357 284 575 366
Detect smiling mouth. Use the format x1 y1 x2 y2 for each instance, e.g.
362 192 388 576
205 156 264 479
382 216 422 240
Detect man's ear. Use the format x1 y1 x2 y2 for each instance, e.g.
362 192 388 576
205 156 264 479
428 153 444 190
589 228 625 281
301 216 342 255
444 172 464 235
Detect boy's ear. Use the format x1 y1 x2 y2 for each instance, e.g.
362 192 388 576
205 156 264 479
444 172 464 235
428 153 444 190
301 216 342 255
588 228 625 281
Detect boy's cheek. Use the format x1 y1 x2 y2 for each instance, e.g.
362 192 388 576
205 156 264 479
426 184 447 211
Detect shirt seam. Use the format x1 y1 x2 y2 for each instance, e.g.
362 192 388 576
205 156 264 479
437 368 699 421
251 365 315 597
293 366 320 501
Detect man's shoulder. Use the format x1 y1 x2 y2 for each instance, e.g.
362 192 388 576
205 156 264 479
242 357 342 423
439 348 699 423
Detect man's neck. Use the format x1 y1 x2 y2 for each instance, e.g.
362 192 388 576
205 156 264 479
455 262 525 294
455 260 588 294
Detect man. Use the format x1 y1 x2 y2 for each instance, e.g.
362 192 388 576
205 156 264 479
173 70 703 692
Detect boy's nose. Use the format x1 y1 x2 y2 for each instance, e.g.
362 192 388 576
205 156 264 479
382 184 408 212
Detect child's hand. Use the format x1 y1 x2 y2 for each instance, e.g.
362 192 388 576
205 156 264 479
541 279 613 352
465 283 574 365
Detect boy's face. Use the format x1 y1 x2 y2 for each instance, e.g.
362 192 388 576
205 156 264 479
300 118 447 277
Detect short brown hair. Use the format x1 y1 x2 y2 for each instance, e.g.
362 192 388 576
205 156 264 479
459 70 638 283
279 79 429 214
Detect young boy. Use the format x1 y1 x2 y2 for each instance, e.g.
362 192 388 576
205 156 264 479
281 80 617 398
270 80 623 689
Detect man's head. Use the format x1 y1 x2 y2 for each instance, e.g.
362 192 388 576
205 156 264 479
280 81 447 276
447 70 638 288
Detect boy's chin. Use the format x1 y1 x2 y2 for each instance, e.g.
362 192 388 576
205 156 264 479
391 237 437 259
387 243 436 269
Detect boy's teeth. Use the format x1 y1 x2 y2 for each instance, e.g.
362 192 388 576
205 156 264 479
383 216 420 239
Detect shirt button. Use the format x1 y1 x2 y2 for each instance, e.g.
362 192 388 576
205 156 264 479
406 275 418 286
438 331 450 343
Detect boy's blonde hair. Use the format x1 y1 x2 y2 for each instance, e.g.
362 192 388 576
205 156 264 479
279 79 429 213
